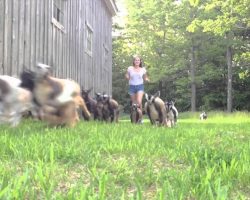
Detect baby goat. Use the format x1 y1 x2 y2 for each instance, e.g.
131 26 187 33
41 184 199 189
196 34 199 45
0 75 33 126
200 111 207 120
144 91 167 126
102 94 119 123
20 64 90 127
95 93 119 122
81 88 98 120
165 100 178 127
130 103 142 124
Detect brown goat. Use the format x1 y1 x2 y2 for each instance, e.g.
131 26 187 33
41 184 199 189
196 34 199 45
130 103 142 124
21 64 90 127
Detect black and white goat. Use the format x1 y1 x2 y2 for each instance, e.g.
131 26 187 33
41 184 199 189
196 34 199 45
0 75 33 126
200 111 207 120
144 91 167 126
164 100 178 127
130 103 142 124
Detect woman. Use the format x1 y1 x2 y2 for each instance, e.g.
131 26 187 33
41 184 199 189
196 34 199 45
125 56 149 114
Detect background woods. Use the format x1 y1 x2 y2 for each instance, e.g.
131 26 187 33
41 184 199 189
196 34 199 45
112 0 250 113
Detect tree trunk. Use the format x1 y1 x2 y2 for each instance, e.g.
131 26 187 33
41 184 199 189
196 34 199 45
227 45 233 112
190 45 196 112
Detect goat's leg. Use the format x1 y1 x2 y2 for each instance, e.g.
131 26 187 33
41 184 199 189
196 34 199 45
146 107 154 125
114 110 119 123
43 102 78 127
74 95 91 120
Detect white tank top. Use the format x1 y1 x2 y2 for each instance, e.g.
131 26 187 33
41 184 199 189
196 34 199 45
127 66 146 85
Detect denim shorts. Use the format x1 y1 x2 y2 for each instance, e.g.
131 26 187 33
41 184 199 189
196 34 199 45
129 84 144 95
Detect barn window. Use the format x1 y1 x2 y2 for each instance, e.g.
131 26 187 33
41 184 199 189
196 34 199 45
86 23 93 55
52 0 65 30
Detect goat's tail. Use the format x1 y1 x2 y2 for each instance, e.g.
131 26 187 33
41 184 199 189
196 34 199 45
74 95 91 120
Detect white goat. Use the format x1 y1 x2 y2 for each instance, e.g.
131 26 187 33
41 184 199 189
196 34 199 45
0 75 33 126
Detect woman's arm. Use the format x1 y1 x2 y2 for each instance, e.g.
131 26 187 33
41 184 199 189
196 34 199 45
143 73 150 82
125 67 130 80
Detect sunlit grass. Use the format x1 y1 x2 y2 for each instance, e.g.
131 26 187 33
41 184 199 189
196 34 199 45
0 112 250 199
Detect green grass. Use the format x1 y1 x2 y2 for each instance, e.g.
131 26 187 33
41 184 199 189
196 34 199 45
0 112 250 199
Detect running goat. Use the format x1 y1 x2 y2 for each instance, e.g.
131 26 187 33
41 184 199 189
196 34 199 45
130 103 142 124
0 75 33 126
81 88 98 120
144 91 167 126
20 63 90 127
95 93 119 122
165 100 178 127
200 111 207 120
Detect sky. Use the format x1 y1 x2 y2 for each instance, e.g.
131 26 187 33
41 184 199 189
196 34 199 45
112 0 128 37
113 0 127 27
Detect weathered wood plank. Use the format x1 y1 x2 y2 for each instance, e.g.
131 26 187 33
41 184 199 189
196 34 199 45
0 0 4 74
11 0 19 75
4 0 12 74
23 0 31 69
79 0 84 88
48 0 53 66
35 0 40 63
44 0 48 64
18 0 25 73
30 0 36 68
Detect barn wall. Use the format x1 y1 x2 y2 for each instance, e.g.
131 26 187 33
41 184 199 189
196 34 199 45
0 0 114 95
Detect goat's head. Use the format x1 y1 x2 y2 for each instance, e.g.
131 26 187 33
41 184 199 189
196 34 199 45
102 94 110 104
20 70 36 91
145 91 160 105
81 88 92 100
165 100 174 112
35 63 52 79
95 92 103 102
131 103 140 111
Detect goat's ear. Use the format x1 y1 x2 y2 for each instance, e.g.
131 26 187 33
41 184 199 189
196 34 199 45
87 88 92 93
145 93 149 101
154 91 160 98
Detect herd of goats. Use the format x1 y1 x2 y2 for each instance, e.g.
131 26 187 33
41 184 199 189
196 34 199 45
0 63 186 128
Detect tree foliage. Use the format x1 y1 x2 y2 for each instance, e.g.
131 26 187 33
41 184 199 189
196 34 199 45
112 0 250 112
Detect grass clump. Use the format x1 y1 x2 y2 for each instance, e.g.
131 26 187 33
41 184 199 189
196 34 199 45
0 112 250 199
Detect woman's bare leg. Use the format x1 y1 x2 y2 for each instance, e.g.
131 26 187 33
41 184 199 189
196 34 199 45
130 94 136 105
136 91 144 110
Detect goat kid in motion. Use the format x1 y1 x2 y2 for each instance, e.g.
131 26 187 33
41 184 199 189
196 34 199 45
200 111 207 120
0 75 33 126
20 63 90 127
95 93 119 123
164 100 178 127
144 91 167 126
130 103 142 124
81 88 98 120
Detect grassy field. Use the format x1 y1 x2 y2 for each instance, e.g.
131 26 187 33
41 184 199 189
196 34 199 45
0 112 250 199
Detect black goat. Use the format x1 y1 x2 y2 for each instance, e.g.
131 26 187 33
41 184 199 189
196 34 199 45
81 88 98 120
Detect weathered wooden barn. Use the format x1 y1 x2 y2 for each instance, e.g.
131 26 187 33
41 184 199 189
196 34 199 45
0 0 117 94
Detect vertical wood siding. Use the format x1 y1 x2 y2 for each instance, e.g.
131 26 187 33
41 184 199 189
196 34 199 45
0 0 114 95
